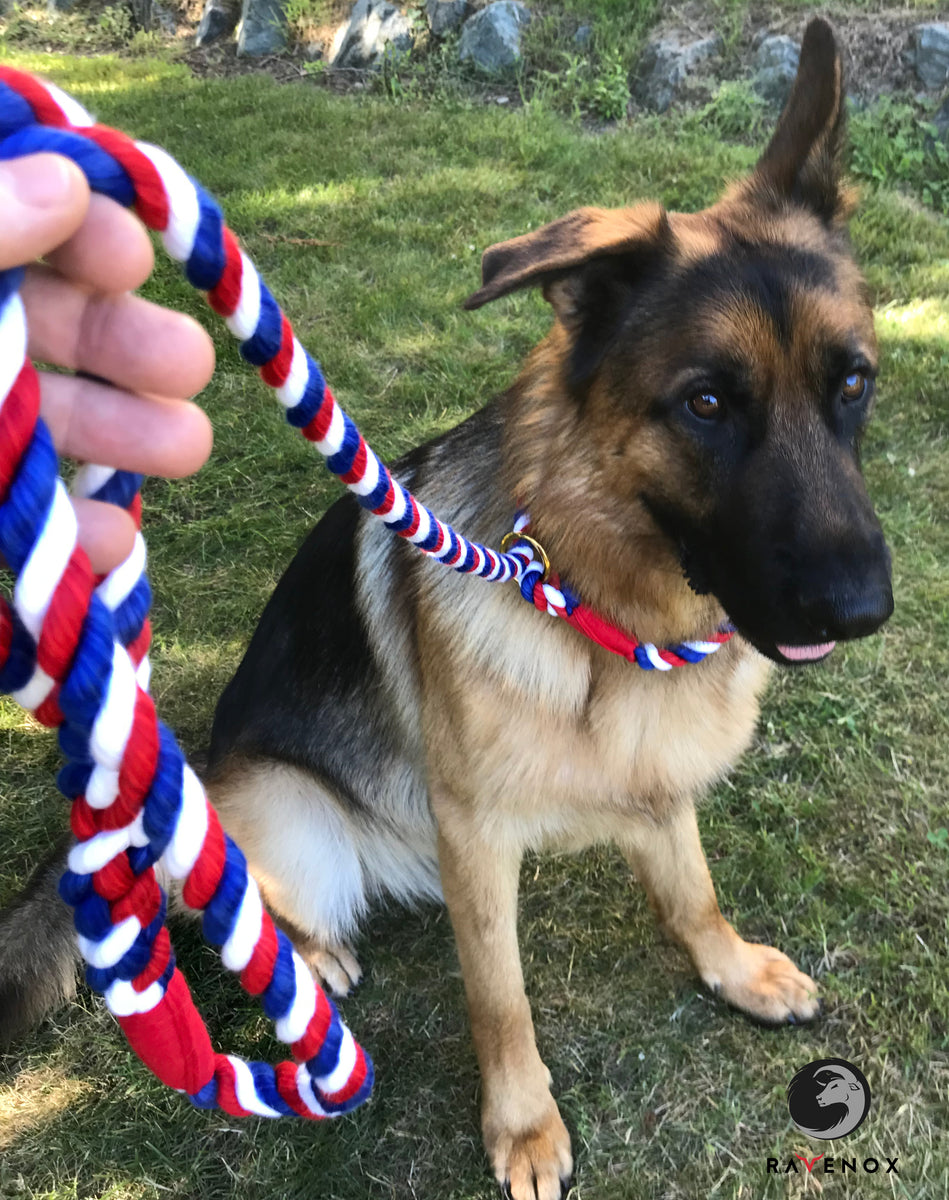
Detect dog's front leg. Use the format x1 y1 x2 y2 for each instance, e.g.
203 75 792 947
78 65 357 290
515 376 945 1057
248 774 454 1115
619 803 820 1025
435 806 572 1200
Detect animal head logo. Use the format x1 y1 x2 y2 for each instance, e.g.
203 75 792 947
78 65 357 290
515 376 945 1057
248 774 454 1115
787 1058 872 1140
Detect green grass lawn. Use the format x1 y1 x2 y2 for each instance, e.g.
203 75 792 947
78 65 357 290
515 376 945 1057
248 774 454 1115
1 49 948 1200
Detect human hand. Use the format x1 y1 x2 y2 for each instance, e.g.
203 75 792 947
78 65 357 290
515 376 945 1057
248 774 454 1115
2 152 215 574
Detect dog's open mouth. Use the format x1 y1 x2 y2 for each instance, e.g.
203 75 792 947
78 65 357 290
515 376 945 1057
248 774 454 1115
775 641 837 664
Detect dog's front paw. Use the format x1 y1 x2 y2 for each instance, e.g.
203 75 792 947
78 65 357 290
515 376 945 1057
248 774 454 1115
299 941 362 998
484 1096 573 1200
704 940 819 1025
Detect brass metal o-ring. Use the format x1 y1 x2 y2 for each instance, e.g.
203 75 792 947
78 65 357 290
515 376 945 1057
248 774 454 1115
499 530 551 583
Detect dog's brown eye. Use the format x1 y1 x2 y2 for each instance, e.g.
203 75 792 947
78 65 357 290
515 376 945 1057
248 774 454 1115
687 392 723 421
841 372 868 403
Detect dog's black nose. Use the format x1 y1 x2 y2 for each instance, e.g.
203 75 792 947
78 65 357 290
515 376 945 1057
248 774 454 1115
796 550 894 642
801 582 893 641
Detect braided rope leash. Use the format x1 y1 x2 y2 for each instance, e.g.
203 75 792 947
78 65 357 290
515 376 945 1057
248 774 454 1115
0 69 734 1117
0 71 371 1122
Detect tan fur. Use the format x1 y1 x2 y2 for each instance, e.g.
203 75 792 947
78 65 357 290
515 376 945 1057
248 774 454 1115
414 500 780 1195
502 331 725 646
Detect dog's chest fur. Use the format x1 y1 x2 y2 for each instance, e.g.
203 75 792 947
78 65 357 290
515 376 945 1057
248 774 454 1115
350 403 772 851
414 551 770 848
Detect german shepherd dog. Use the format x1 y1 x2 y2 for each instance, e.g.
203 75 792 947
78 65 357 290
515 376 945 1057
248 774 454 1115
0 19 893 1200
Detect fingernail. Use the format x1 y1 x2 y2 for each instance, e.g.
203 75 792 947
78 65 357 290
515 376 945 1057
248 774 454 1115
5 154 77 208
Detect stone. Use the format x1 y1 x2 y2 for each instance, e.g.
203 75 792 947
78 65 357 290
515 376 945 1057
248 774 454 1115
931 93 949 141
574 24 592 47
237 0 288 54
152 1 176 33
128 0 176 33
458 1 531 74
46 0 76 12
195 0 238 46
330 0 413 68
129 0 151 27
914 23 949 90
426 0 467 38
634 31 722 113
753 33 800 105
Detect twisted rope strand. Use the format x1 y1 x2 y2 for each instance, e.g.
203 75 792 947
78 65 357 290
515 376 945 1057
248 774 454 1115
0 72 370 1121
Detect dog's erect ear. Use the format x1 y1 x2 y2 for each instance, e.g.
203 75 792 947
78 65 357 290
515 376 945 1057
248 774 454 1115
463 204 669 312
749 18 850 223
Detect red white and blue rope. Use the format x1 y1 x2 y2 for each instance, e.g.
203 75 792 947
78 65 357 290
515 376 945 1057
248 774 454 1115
0 69 733 1119
0 69 371 1122
509 514 734 669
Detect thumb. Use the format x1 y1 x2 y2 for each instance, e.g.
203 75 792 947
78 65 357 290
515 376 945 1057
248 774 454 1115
0 153 90 272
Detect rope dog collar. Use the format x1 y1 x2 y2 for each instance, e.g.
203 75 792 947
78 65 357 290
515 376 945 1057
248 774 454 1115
505 514 735 670
0 68 734 1118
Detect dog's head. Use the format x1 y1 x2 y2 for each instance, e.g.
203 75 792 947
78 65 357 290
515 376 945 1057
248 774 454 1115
466 19 892 666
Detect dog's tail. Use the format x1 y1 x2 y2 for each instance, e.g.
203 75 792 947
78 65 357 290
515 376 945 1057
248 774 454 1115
0 836 80 1047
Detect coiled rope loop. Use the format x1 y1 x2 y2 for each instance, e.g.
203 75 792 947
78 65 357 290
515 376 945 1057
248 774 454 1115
0 68 386 1122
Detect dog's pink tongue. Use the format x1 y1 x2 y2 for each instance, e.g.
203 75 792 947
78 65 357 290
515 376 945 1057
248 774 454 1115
777 642 837 662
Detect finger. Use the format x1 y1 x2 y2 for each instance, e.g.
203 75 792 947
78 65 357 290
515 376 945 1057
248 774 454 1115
45 193 154 294
73 497 137 575
22 265 215 399
40 372 213 479
0 154 90 271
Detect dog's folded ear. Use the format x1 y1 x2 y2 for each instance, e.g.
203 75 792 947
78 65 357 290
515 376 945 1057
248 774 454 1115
463 203 669 312
747 17 852 224
465 204 671 389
